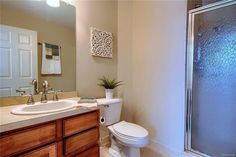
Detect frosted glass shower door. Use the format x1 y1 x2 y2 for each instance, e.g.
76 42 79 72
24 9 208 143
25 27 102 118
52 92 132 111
186 1 236 157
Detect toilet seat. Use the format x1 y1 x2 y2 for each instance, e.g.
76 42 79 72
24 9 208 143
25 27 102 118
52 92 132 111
108 121 149 148
113 121 148 140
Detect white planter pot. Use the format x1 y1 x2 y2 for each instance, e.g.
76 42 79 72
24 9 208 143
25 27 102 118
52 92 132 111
105 89 113 99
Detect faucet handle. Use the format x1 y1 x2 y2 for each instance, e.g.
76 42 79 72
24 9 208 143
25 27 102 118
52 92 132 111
16 89 26 96
40 91 48 103
27 94 35 105
16 89 35 105
56 90 63 93
42 80 49 88
22 94 35 105
47 88 54 94
53 90 63 101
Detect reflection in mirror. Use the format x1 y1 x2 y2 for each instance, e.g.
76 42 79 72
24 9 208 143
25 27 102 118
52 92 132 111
0 0 76 97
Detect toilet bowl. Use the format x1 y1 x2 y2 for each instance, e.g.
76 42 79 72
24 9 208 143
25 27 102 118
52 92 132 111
97 98 149 157
108 121 149 157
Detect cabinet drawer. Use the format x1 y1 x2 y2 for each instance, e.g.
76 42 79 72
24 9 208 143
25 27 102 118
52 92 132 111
20 144 56 157
0 122 56 157
75 145 99 157
64 127 99 156
63 111 98 137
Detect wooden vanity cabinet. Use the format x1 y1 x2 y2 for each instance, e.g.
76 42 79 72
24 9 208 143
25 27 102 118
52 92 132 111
19 144 57 157
75 145 99 157
0 110 100 157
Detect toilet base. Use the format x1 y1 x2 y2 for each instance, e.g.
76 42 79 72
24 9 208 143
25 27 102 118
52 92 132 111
109 135 140 157
121 146 140 157
109 147 121 157
109 145 140 157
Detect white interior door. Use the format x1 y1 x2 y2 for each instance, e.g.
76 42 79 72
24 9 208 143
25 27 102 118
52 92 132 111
0 25 37 97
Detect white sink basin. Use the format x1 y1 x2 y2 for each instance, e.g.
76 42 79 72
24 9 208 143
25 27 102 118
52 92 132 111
11 100 77 115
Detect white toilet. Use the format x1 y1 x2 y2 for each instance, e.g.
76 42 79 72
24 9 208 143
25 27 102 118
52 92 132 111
97 98 149 157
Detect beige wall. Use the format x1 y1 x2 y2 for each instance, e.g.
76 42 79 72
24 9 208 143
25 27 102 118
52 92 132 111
75 0 117 98
1 1 188 156
117 1 134 122
0 5 76 92
118 1 187 156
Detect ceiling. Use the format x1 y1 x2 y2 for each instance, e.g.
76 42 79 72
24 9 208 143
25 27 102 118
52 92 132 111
0 0 76 29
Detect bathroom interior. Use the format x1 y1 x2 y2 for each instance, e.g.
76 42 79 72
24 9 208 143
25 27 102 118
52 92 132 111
0 0 235 157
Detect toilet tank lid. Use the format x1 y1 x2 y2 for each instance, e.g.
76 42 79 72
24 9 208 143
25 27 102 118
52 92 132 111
97 98 122 105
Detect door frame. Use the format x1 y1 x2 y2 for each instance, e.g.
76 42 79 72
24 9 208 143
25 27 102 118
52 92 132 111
185 0 236 156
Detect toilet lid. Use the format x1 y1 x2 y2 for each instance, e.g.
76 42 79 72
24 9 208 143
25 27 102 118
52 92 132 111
113 121 148 139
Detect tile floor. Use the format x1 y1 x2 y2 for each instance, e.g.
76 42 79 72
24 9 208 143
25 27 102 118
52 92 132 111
100 147 112 157
100 146 157 157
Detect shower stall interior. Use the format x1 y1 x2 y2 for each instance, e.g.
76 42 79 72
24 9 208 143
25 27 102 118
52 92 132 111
185 0 236 157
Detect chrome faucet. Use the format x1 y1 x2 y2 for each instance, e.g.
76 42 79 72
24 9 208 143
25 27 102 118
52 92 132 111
32 79 39 95
39 80 64 103
41 80 51 103
41 92 47 103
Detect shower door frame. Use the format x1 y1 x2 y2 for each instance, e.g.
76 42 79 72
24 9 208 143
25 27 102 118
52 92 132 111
185 0 236 157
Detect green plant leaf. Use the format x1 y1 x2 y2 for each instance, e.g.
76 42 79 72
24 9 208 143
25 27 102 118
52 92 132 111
98 76 123 89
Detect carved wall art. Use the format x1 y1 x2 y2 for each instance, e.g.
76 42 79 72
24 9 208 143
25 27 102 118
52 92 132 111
90 27 113 58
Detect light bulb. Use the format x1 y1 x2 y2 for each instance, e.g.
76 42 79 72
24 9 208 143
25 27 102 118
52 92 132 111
46 0 60 8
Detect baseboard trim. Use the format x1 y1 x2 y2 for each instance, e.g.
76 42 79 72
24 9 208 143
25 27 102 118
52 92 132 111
146 139 184 157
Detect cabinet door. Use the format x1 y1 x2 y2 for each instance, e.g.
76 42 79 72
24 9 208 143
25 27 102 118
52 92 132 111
64 128 99 156
75 145 99 157
20 144 56 157
63 111 99 137
0 122 56 157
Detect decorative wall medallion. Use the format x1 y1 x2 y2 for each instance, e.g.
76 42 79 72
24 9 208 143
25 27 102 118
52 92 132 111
90 27 113 58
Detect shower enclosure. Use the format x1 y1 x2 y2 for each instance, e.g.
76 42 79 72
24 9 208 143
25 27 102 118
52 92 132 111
185 0 236 157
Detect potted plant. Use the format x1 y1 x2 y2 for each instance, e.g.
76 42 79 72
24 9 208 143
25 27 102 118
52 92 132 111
98 76 123 99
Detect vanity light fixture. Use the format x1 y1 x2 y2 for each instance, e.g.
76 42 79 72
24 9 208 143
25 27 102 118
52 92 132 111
46 0 60 8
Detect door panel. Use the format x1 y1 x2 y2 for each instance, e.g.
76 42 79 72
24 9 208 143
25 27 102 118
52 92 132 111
19 49 32 78
0 87 12 97
0 47 11 78
0 29 11 42
18 33 32 45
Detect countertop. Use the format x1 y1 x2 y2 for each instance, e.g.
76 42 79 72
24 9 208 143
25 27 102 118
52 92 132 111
0 97 98 133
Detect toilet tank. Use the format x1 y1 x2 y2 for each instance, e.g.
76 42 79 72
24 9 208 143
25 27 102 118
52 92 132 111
97 98 122 126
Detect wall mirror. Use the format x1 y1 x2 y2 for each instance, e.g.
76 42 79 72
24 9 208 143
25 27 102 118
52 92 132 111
0 0 76 97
